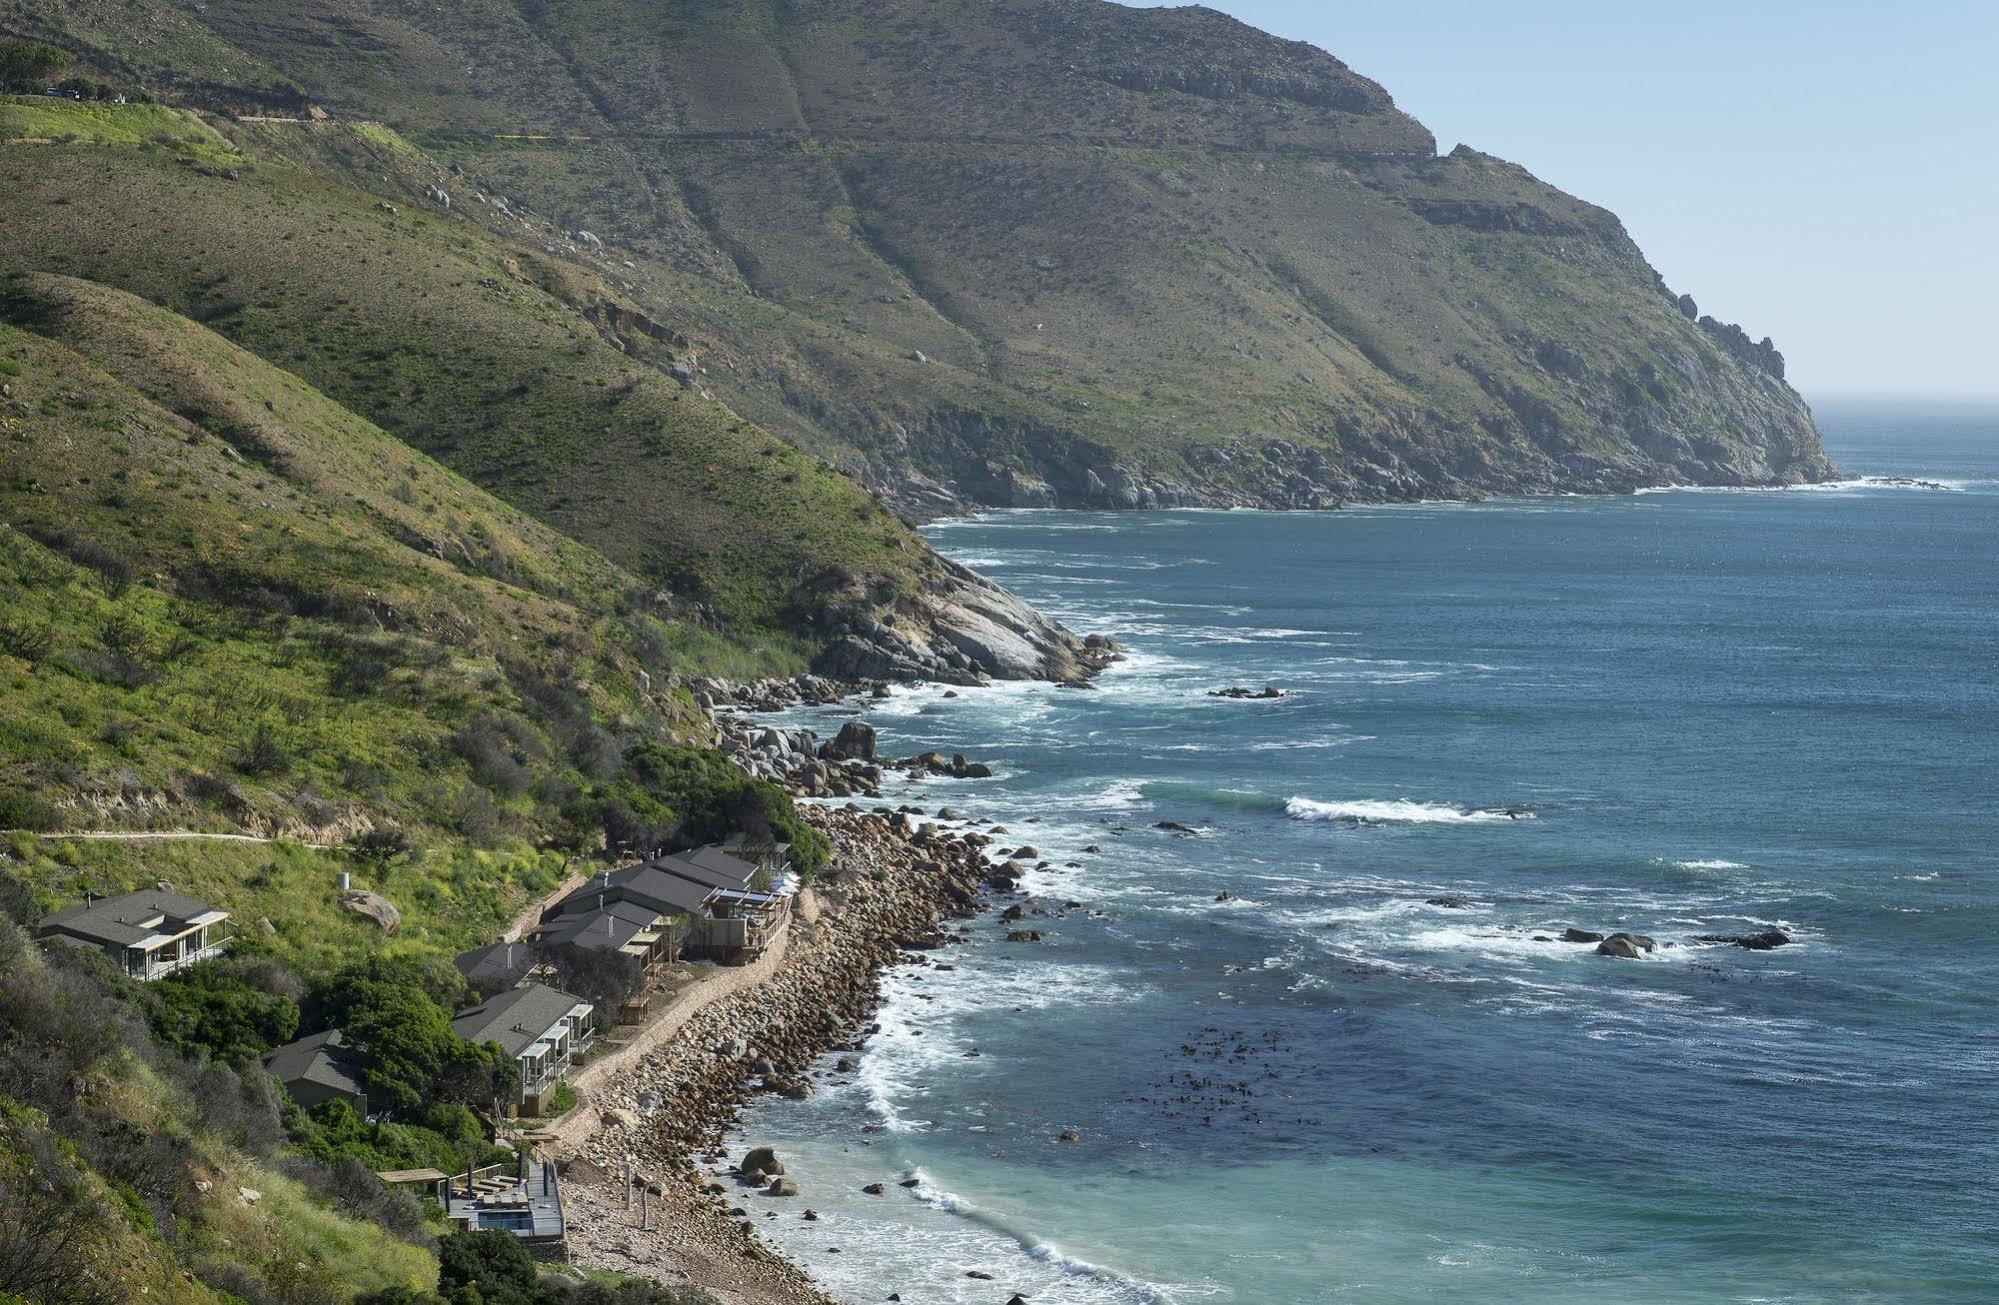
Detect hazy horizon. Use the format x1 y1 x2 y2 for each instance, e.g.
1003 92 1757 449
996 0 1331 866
1123 1 1999 405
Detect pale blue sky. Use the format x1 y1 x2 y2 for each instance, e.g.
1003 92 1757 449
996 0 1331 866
1123 2 1998 400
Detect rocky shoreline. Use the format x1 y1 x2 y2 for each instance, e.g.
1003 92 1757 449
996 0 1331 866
556 803 1005 1303
699 675 1012 798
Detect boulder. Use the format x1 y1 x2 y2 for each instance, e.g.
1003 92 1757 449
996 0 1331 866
861 1182 886 1195
1005 930 1043 943
338 890 400 932
1693 929 1793 950
741 1147 781 1176
824 720 878 762
767 1177 800 1197
1561 928 1604 943
1426 896 1473 909
1595 932 1656 960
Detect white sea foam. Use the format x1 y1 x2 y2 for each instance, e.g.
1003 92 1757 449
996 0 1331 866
1286 797 1531 824
1633 475 1974 496
1672 858 1750 871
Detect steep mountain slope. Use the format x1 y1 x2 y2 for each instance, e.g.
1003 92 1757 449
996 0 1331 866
0 271 716 839
2 0 1833 511
0 100 1103 682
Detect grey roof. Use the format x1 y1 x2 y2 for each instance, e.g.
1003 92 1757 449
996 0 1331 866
39 890 227 948
651 850 753 893
550 864 713 919
453 942 539 987
263 1029 368 1099
720 833 792 863
451 983 591 1058
539 899 664 954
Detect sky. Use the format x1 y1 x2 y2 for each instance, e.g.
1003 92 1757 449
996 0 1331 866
1123 1 1999 401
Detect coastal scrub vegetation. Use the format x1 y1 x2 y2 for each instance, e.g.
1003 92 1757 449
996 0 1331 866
0 270 826 909
360 1227 717 1304
0 892 438 1303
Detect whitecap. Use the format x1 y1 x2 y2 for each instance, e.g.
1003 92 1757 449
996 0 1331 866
1286 797 1532 824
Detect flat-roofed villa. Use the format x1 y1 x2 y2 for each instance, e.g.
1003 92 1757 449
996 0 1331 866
37 889 230 981
450 983 594 1116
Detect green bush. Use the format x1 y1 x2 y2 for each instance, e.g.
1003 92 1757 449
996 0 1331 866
306 955 514 1117
148 958 301 1063
286 1098 506 1176
0 39 71 92
577 743 828 876
0 786 60 832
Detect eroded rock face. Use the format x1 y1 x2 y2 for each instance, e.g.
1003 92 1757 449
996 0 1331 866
814 559 1121 686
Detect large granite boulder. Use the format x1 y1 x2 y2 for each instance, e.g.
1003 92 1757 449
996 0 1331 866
338 890 400 932
823 721 878 762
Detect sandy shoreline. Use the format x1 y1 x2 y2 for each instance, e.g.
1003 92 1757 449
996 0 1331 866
548 803 1000 1304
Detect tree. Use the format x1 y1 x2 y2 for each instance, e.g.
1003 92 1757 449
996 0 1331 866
149 961 301 1063
309 956 513 1116
578 743 828 876
437 1228 538 1305
0 40 71 92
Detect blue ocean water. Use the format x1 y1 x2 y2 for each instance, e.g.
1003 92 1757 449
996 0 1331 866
733 403 1999 1303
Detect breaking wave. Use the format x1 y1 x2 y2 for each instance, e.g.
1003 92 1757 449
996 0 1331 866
1285 798 1532 824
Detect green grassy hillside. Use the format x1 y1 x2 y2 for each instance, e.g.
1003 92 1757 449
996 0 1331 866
0 0 1832 510
0 109 940 633
0 270 744 845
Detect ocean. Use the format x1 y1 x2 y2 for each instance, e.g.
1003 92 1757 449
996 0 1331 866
730 402 1999 1303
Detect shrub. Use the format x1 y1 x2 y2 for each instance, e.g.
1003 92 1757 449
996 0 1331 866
0 39 72 93
279 1155 433 1247
149 959 302 1063
438 1228 539 1305
352 825 412 865
0 616 56 661
305 956 513 1117
43 529 133 598
578 743 828 876
0 787 60 832
234 721 290 776
0 1113 121 1305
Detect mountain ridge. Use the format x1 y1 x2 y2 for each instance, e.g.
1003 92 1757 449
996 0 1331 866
3 0 1833 518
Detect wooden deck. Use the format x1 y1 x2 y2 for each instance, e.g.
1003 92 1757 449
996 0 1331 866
444 1157 566 1248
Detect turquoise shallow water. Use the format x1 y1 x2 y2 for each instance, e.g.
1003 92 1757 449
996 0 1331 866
731 403 1999 1303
